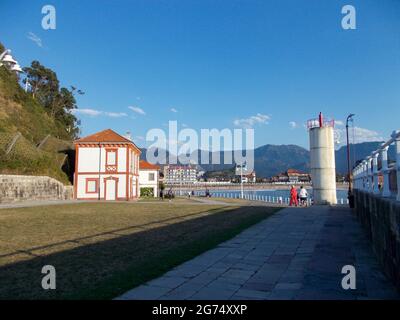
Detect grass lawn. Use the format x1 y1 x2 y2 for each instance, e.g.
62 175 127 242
0 202 279 300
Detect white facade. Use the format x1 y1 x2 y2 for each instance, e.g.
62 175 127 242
139 168 159 197
74 129 141 201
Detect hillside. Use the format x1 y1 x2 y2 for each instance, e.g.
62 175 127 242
0 45 75 184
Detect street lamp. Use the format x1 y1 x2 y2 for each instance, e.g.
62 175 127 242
346 113 355 208
237 162 245 199
0 49 23 74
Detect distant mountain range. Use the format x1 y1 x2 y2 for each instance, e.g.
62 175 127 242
140 141 395 178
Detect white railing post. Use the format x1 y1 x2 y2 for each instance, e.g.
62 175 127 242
367 156 373 193
353 166 357 189
353 166 358 189
381 145 391 197
392 130 400 201
372 153 380 195
361 160 367 191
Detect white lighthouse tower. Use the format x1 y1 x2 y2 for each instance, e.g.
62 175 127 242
308 113 337 205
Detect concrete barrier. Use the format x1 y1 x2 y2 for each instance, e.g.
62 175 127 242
354 190 400 291
0 175 73 204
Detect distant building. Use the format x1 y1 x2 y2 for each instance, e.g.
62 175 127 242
139 160 160 197
164 165 197 184
271 169 310 183
241 171 256 183
74 129 141 201
235 163 256 183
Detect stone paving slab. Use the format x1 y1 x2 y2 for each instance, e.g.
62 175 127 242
117 206 400 300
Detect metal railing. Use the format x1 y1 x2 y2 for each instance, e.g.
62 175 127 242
352 130 400 201
191 191 349 206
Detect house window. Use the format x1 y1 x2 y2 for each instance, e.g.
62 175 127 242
106 149 117 165
130 151 134 172
106 149 118 172
86 178 98 194
149 173 155 181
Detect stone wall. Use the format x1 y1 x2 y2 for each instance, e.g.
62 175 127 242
354 190 400 291
0 175 73 203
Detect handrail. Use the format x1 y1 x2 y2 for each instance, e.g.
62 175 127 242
352 130 400 201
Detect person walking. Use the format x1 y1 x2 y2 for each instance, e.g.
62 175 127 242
289 185 298 206
299 186 308 206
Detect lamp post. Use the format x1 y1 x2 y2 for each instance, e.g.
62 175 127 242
240 163 243 199
346 113 355 208
0 49 23 73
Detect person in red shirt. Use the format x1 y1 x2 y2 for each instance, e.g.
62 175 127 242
289 185 298 206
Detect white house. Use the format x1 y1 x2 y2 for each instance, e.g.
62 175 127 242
139 160 160 197
73 129 141 201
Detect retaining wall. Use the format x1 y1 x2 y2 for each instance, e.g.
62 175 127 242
0 174 73 203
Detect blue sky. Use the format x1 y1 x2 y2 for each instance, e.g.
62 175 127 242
1 0 399 149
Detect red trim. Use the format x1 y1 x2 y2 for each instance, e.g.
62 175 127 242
74 142 141 154
85 178 99 194
77 171 135 175
126 146 129 200
76 197 139 201
74 146 79 199
104 176 119 200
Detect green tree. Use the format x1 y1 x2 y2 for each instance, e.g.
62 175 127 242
23 61 82 139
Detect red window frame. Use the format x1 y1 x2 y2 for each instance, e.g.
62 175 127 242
85 178 99 194
105 148 118 172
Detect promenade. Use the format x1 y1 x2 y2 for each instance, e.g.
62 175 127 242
118 205 399 300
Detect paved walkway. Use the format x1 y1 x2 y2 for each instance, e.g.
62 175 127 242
117 206 399 300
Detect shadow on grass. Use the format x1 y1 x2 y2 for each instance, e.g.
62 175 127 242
0 206 278 300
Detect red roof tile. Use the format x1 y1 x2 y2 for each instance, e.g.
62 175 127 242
139 160 160 170
74 129 141 152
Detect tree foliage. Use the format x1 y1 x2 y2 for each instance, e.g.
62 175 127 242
23 60 82 139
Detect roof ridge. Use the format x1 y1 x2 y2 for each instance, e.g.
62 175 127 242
74 129 141 152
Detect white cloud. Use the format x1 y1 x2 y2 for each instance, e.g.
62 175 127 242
234 113 270 128
335 120 345 126
289 121 298 129
72 108 127 118
104 112 128 118
170 107 178 113
72 108 102 116
182 123 188 128
27 32 43 48
128 106 146 115
335 126 384 147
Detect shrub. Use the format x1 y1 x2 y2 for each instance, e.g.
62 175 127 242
140 187 154 197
